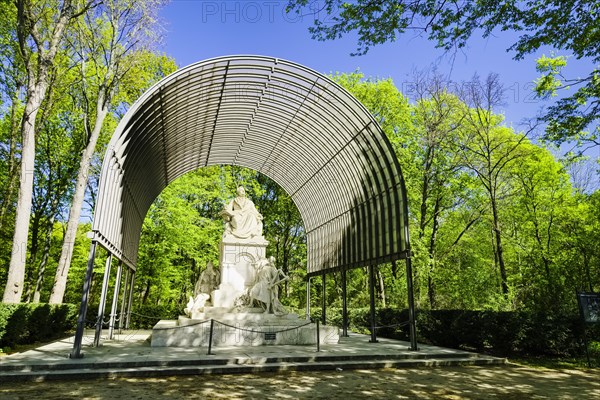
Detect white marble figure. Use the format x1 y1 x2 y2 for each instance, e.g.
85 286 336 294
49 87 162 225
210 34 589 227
184 293 210 316
185 261 220 316
219 186 263 239
194 261 220 298
249 256 289 315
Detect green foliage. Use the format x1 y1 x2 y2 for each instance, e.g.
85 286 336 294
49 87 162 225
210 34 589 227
288 1 600 60
0 303 78 349
326 72 599 315
115 51 179 108
287 0 600 151
134 166 307 311
340 307 600 358
128 303 180 330
535 55 569 98
136 167 225 308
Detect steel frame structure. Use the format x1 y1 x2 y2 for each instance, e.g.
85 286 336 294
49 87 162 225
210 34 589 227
70 56 417 358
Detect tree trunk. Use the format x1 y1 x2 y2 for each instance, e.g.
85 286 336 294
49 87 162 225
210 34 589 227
24 172 53 303
491 197 509 295
0 93 22 232
427 197 441 308
23 208 44 303
50 94 108 304
33 211 57 303
376 267 386 307
3 81 45 303
142 279 151 304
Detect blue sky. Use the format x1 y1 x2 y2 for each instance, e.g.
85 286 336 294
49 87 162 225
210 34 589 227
158 0 593 138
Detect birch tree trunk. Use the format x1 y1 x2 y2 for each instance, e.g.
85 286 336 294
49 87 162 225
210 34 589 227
3 82 41 302
3 0 92 303
49 91 108 303
0 89 23 233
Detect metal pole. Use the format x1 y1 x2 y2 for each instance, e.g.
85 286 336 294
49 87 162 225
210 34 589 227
108 261 123 340
125 271 135 329
118 268 130 334
70 241 97 359
306 277 311 320
404 258 419 350
207 319 215 355
369 264 378 343
321 272 326 325
342 269 348 337
316 319 320 352
94 253 113 347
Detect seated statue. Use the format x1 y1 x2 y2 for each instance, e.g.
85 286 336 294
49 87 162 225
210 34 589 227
185 261 220 315
219 186 263 239
194 261 220 298
249 256 289 315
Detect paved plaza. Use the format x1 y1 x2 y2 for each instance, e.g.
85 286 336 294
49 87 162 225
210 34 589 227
1 330 598 398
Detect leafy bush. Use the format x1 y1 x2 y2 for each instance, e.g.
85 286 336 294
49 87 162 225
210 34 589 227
327 307 600 358
0 303 78 349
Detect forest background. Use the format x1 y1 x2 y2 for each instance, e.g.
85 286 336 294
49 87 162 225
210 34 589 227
0 1 598 354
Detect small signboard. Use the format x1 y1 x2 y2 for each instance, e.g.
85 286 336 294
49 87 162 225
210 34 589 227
577 292 600 324
265 332 276 341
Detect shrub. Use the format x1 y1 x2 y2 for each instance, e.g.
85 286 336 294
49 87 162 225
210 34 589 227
0 303 78 349
326 307 600 358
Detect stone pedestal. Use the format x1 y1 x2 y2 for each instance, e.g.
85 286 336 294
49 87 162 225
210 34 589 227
151 310 339 347
212 236 268 308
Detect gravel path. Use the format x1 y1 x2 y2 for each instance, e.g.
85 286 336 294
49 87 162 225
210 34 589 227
1 364 599 399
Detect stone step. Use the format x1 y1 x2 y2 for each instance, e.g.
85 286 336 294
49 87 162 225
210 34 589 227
1 356 506 382
0 348 484 373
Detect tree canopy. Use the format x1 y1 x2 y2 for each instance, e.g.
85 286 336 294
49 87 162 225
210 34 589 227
287 0 600 151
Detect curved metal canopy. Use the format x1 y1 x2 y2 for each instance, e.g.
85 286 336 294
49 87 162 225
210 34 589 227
92 55 410 276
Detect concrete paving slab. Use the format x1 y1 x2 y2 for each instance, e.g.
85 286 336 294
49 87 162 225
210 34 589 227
0 329 505 381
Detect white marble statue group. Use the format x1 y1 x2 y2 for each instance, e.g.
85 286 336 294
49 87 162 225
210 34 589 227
185 186 289 317
185 256 289 316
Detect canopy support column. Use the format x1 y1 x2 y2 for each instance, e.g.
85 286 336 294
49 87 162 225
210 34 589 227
306 277 311 320
403 257 419 350
118 268 130 334
341 269 348 337
125 271 135 329
369 264 378 343
321 272 326 325
93 253 112 347
108 260 123 339
70 241 97 359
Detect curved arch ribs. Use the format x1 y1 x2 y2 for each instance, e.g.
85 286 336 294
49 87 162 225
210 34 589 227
93 55 410 275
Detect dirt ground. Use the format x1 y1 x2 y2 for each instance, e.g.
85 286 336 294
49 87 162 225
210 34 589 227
1 364 599 399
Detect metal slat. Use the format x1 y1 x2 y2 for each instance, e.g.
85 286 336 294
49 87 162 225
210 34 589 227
92 55 410 276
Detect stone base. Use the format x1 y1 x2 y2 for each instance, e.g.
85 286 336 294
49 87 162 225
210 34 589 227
190 306 265 320
151 312 339 347
213 236 269 308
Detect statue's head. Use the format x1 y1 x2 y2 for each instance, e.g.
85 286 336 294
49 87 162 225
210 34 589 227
206 261 214 269
236 186 246 197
